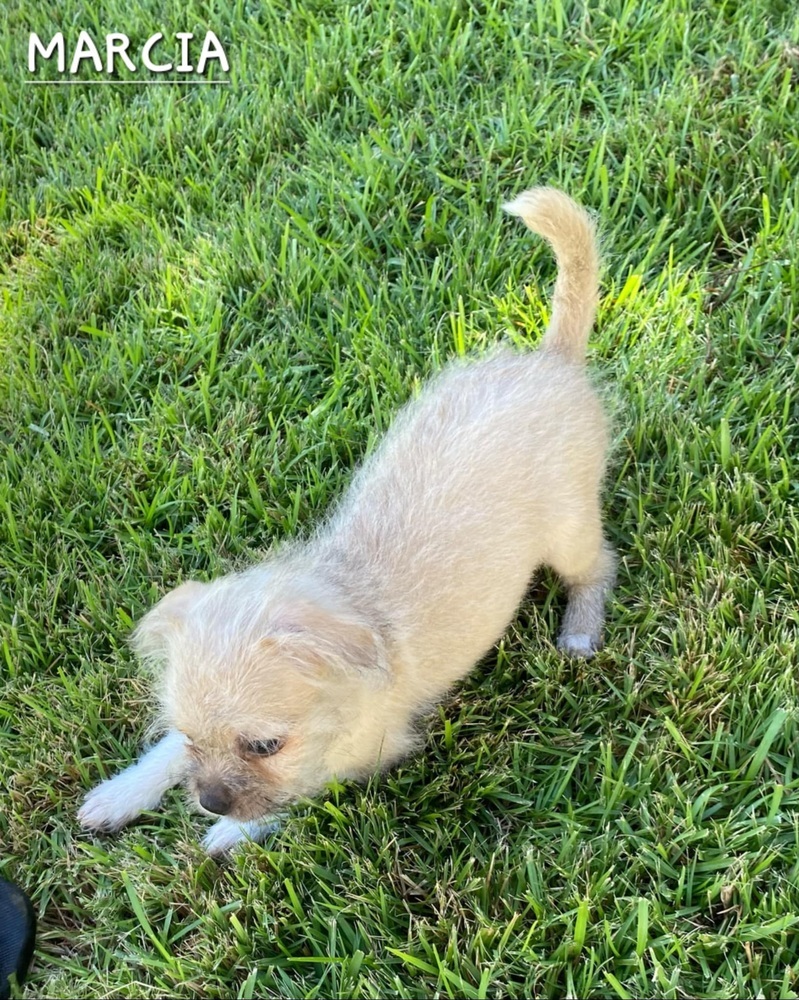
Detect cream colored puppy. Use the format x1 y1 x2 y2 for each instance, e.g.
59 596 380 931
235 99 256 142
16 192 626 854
78 187 615 855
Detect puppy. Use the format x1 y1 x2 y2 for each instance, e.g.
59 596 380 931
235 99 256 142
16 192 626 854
78 187 616 856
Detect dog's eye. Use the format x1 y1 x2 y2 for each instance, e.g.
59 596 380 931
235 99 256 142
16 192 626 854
245 738 283 757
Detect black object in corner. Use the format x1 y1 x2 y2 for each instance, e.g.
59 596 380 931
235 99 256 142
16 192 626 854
0 879 36 1000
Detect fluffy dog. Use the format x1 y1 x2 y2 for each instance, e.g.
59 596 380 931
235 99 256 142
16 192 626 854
78 187 616 855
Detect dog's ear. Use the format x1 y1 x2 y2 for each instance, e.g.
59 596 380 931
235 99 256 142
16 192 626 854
260 600 389 684
131 581 208 660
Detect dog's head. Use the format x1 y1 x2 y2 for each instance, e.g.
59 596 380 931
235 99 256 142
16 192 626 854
131 566 400 821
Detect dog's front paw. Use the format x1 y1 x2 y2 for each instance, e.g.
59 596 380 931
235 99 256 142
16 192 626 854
78 774 150 832
557 632 600 659
202 817 281 857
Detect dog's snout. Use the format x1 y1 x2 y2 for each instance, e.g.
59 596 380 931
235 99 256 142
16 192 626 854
198 785 233 816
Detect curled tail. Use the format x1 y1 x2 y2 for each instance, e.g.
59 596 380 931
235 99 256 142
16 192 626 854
502 187 600 363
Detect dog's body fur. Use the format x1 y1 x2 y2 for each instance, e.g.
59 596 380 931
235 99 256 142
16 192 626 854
78 187 616 855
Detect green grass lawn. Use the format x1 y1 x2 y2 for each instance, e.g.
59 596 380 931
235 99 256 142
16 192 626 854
2 0 799 996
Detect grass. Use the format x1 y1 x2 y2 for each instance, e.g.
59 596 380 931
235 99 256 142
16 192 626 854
1 0 799 996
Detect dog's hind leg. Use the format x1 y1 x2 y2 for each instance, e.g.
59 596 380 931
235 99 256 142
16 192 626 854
548 518 616 658
78 730 190 832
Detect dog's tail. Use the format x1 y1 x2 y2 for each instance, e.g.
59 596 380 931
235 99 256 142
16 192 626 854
502 187 599 363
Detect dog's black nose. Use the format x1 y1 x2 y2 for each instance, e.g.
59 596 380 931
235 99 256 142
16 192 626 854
198 786 233 815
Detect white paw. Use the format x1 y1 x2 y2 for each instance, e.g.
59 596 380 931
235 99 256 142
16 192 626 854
78 772 157 831
79 732 190 833
201 816 281 857
557 632 599 659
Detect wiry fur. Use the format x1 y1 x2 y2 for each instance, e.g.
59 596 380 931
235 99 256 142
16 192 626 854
78 187 616 855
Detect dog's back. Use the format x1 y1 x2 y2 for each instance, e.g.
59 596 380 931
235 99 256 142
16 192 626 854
321 188 613 694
